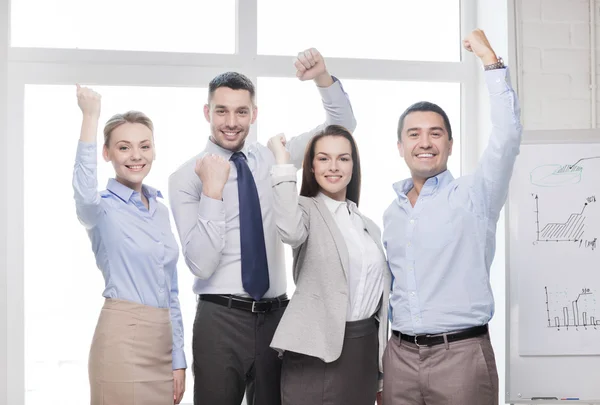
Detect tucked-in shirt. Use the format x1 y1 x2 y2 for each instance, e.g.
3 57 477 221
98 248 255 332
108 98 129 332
318 192 385 321
73 141 186 370
168 79 356 297
383 68 522 335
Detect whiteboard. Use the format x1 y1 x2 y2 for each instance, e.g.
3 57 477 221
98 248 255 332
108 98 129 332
507 130 600 403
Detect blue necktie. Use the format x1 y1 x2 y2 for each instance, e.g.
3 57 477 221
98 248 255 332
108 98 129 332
230 152 270 301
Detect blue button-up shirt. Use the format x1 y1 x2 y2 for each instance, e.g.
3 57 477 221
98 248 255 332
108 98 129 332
73 141 186 370
383 68 522 335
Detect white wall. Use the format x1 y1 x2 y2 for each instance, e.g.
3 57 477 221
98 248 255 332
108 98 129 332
518 0 596 130
1 0 9 403
502 0 600 403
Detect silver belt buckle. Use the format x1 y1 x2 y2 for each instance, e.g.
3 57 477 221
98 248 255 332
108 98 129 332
414 334 425 348
251 301 265 313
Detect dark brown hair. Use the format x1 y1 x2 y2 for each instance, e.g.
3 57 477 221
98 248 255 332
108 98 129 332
208 72 255 103
300 125 362 206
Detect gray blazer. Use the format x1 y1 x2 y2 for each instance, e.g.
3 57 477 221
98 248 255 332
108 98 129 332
269 172 391 374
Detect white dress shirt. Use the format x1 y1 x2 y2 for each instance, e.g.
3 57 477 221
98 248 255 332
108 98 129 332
318 193 386 321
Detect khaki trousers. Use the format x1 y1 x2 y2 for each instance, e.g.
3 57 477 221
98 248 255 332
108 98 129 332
383 333 498 405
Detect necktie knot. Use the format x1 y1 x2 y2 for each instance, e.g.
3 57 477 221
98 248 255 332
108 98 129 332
230 151 246 162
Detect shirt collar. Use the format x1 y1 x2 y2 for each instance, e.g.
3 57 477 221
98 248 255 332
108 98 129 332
317 192 355 215
392 170 455 201
106 178 162 203
204 137 250 160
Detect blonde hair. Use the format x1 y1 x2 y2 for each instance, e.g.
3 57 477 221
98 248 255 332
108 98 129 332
103 111 154 147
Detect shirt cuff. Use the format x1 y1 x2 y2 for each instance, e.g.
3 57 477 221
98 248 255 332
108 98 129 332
270 164 297 177
317 76 349 105
484 67 511 95
172 348 187 370
198 193 226 222
76 140 97 164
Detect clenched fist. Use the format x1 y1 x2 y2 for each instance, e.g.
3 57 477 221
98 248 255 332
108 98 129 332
195 154 231 200
267 133 290 165
463 29 498 66
76 84 101 118
294 48 333 87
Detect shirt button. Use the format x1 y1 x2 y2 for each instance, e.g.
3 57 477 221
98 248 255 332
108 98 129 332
411 291 416 296
409 267 414 272
159 288 164 293
407 242 411 247
409 219 415 224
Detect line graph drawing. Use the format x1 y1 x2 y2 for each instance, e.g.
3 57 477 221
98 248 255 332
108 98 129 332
533 194 594 243
545 287 599 331
530 156 600 187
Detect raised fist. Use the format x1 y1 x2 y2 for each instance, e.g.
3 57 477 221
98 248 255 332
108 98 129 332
76 84 101 118
267 133 290 164
195 154 231 200
294 48 330 85
463 29 498 66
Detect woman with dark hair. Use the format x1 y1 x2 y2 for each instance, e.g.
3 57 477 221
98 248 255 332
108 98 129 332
267 125 391 405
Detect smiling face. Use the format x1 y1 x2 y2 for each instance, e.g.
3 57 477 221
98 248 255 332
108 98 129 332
312 135 354 201
398 110 453 182
102 122 155 192
204 87 257 152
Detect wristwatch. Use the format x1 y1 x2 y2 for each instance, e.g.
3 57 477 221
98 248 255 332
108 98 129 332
484 57 505 71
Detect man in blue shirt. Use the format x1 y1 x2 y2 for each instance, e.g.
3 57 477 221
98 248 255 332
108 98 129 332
382 29 522 405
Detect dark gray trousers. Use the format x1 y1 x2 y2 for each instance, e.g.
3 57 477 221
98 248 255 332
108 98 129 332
192 298 285 405
280 317 379 405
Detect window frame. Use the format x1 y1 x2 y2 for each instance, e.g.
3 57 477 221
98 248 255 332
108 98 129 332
3 0 479 403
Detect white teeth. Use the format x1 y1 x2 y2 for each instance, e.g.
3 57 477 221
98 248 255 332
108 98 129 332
127 165 143 169
417 154 434 157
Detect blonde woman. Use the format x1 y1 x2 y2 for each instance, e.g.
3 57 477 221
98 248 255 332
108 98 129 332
73 85 186 404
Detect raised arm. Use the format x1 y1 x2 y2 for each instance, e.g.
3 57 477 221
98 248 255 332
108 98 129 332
72 85 104 229
464 30 522 221
268 134 309 248
168 154 230 279
285 49 358 168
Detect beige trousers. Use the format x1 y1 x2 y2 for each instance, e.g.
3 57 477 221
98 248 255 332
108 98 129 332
383 333 498 405
88 298 173 405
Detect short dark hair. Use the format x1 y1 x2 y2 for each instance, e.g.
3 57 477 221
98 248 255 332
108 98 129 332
300 125 362 206
208 72 255 102
397 101 452 142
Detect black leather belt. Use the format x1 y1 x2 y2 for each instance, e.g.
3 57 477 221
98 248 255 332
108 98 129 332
392 324 488 347
200 294 289 313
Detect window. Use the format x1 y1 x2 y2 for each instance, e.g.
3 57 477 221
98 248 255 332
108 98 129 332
5 2 473 404
24 85 206 405
258 0 461 62
11 0 236 53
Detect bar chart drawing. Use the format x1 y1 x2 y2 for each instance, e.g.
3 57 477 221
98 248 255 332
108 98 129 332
533 194 591 243
545 287 599 331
